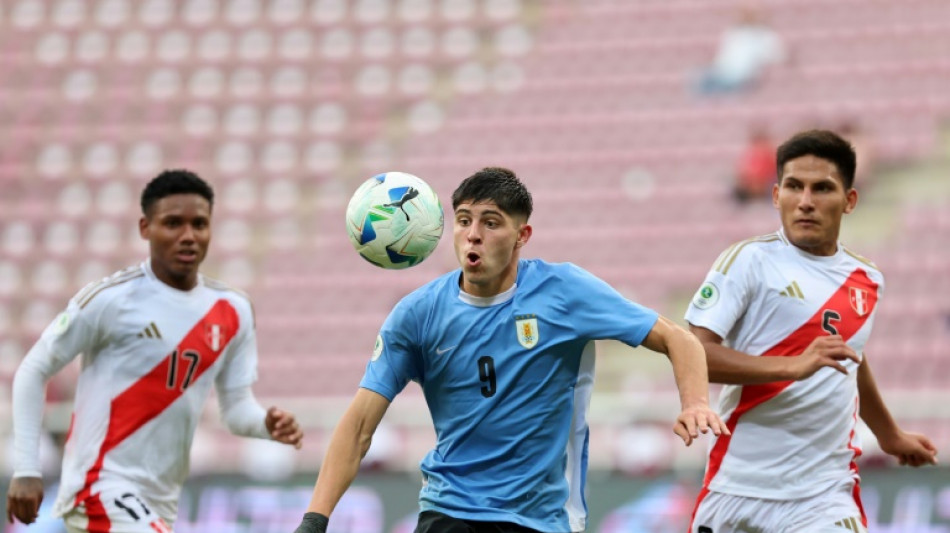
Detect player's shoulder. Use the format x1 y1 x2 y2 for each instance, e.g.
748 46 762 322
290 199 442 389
202 275 255 314
840 244 881 274
73 264 147 310
521 258 592 282
712 231 785 276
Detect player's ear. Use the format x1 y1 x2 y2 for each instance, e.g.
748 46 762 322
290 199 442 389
844 187 858 214
772 181 781 209
515 223 532 248
139 216 150 239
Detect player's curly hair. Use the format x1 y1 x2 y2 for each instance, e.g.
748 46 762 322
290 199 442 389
140 169 215 216
452 167 533 220
776 129 857 189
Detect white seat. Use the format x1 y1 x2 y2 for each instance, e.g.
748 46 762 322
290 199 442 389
53 0 86 28
223 103 261 136
37 143 74 179
35 32 69 65
266 103 303 136
182 103 219 137
125 141 164 178
139 0 174 27
215 140 253 174
225 0 260 26
94 0 131 28
156 30 191 62
57 182 92 218
146 67 182 100
260 140 298 173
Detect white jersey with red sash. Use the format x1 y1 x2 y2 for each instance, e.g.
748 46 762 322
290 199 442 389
685 230 882 502
42 262 258 527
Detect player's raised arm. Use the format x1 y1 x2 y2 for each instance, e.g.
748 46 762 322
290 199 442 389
640 315 728 446
295 388 391 533
857 354 938 467
691 326 862 385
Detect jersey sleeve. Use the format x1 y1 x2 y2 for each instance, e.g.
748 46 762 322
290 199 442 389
358 296 424 402
215 297 259 391
12 291 108 477
684 244 755 338
564 264 659 347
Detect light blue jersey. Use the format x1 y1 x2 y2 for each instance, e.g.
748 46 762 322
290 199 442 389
360 259 659 532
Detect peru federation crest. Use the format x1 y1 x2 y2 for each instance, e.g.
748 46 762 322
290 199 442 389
205 323 226 352
849 287 870 317
515 314 539 349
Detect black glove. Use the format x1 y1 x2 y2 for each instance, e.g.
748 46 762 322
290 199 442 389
294 512 329 533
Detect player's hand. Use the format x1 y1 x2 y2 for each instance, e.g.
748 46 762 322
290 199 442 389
266 407 304 449
788 335 861 380
673 403 730 447
879 430 938 467
6 476 44 524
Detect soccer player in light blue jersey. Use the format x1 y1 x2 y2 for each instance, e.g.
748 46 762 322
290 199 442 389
295 167 726 533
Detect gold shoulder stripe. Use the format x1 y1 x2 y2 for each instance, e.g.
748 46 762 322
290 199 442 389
713 242 741 272
75 266 139 304
78 271 145 309
204 277 256 325
717 235 780 275
843 247 879 271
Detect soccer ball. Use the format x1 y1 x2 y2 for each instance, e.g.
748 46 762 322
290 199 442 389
345 172 444 269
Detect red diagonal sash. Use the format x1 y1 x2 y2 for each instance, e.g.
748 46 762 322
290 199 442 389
703 269 878 489
76 299 239 532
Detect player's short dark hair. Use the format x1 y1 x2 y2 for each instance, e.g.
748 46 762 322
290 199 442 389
140 169 215 216
776 129 857 189
452 167 533 220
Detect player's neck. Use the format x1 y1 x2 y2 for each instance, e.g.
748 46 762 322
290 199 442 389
149 259 200 291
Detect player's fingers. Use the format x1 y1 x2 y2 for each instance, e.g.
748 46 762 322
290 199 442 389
672 423 691 446
709 415 729 436
825 360 849 375
695 413 710 434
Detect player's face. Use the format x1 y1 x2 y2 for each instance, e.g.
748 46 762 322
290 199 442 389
453 201 531 297
140 193 212 290
774 155 857 256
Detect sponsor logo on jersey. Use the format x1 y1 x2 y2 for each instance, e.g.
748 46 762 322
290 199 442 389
372 334 384 361
779 280 805 300
136 322 163 339
849 287 870 317
515 314 539 349
692 283 720 309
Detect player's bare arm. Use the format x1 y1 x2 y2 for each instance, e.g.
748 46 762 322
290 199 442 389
691 326 861 384
641 316 728 446
857 354 938 467
296 388 390 532
6 476 44 525
265 407 304 449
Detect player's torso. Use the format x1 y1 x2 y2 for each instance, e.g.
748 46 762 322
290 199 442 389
713 242 882 497
420 284 587 444
64 271 245 497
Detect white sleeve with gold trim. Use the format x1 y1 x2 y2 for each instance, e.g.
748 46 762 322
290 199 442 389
12 284 114 477
685 239 763 339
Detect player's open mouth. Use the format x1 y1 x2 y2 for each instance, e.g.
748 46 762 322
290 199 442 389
466 252 481 266
176 251 198 263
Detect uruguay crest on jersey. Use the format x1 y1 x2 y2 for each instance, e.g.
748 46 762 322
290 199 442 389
515 314 539 349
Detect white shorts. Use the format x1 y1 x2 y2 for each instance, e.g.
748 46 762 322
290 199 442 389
62 489 173 533
689 478 867 533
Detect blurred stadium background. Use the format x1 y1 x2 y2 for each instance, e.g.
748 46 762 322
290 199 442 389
1 0 948 531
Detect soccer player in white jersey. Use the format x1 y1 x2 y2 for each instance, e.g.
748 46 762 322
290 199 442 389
7 170 304 532
293 167 728 533
686 130 938 533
